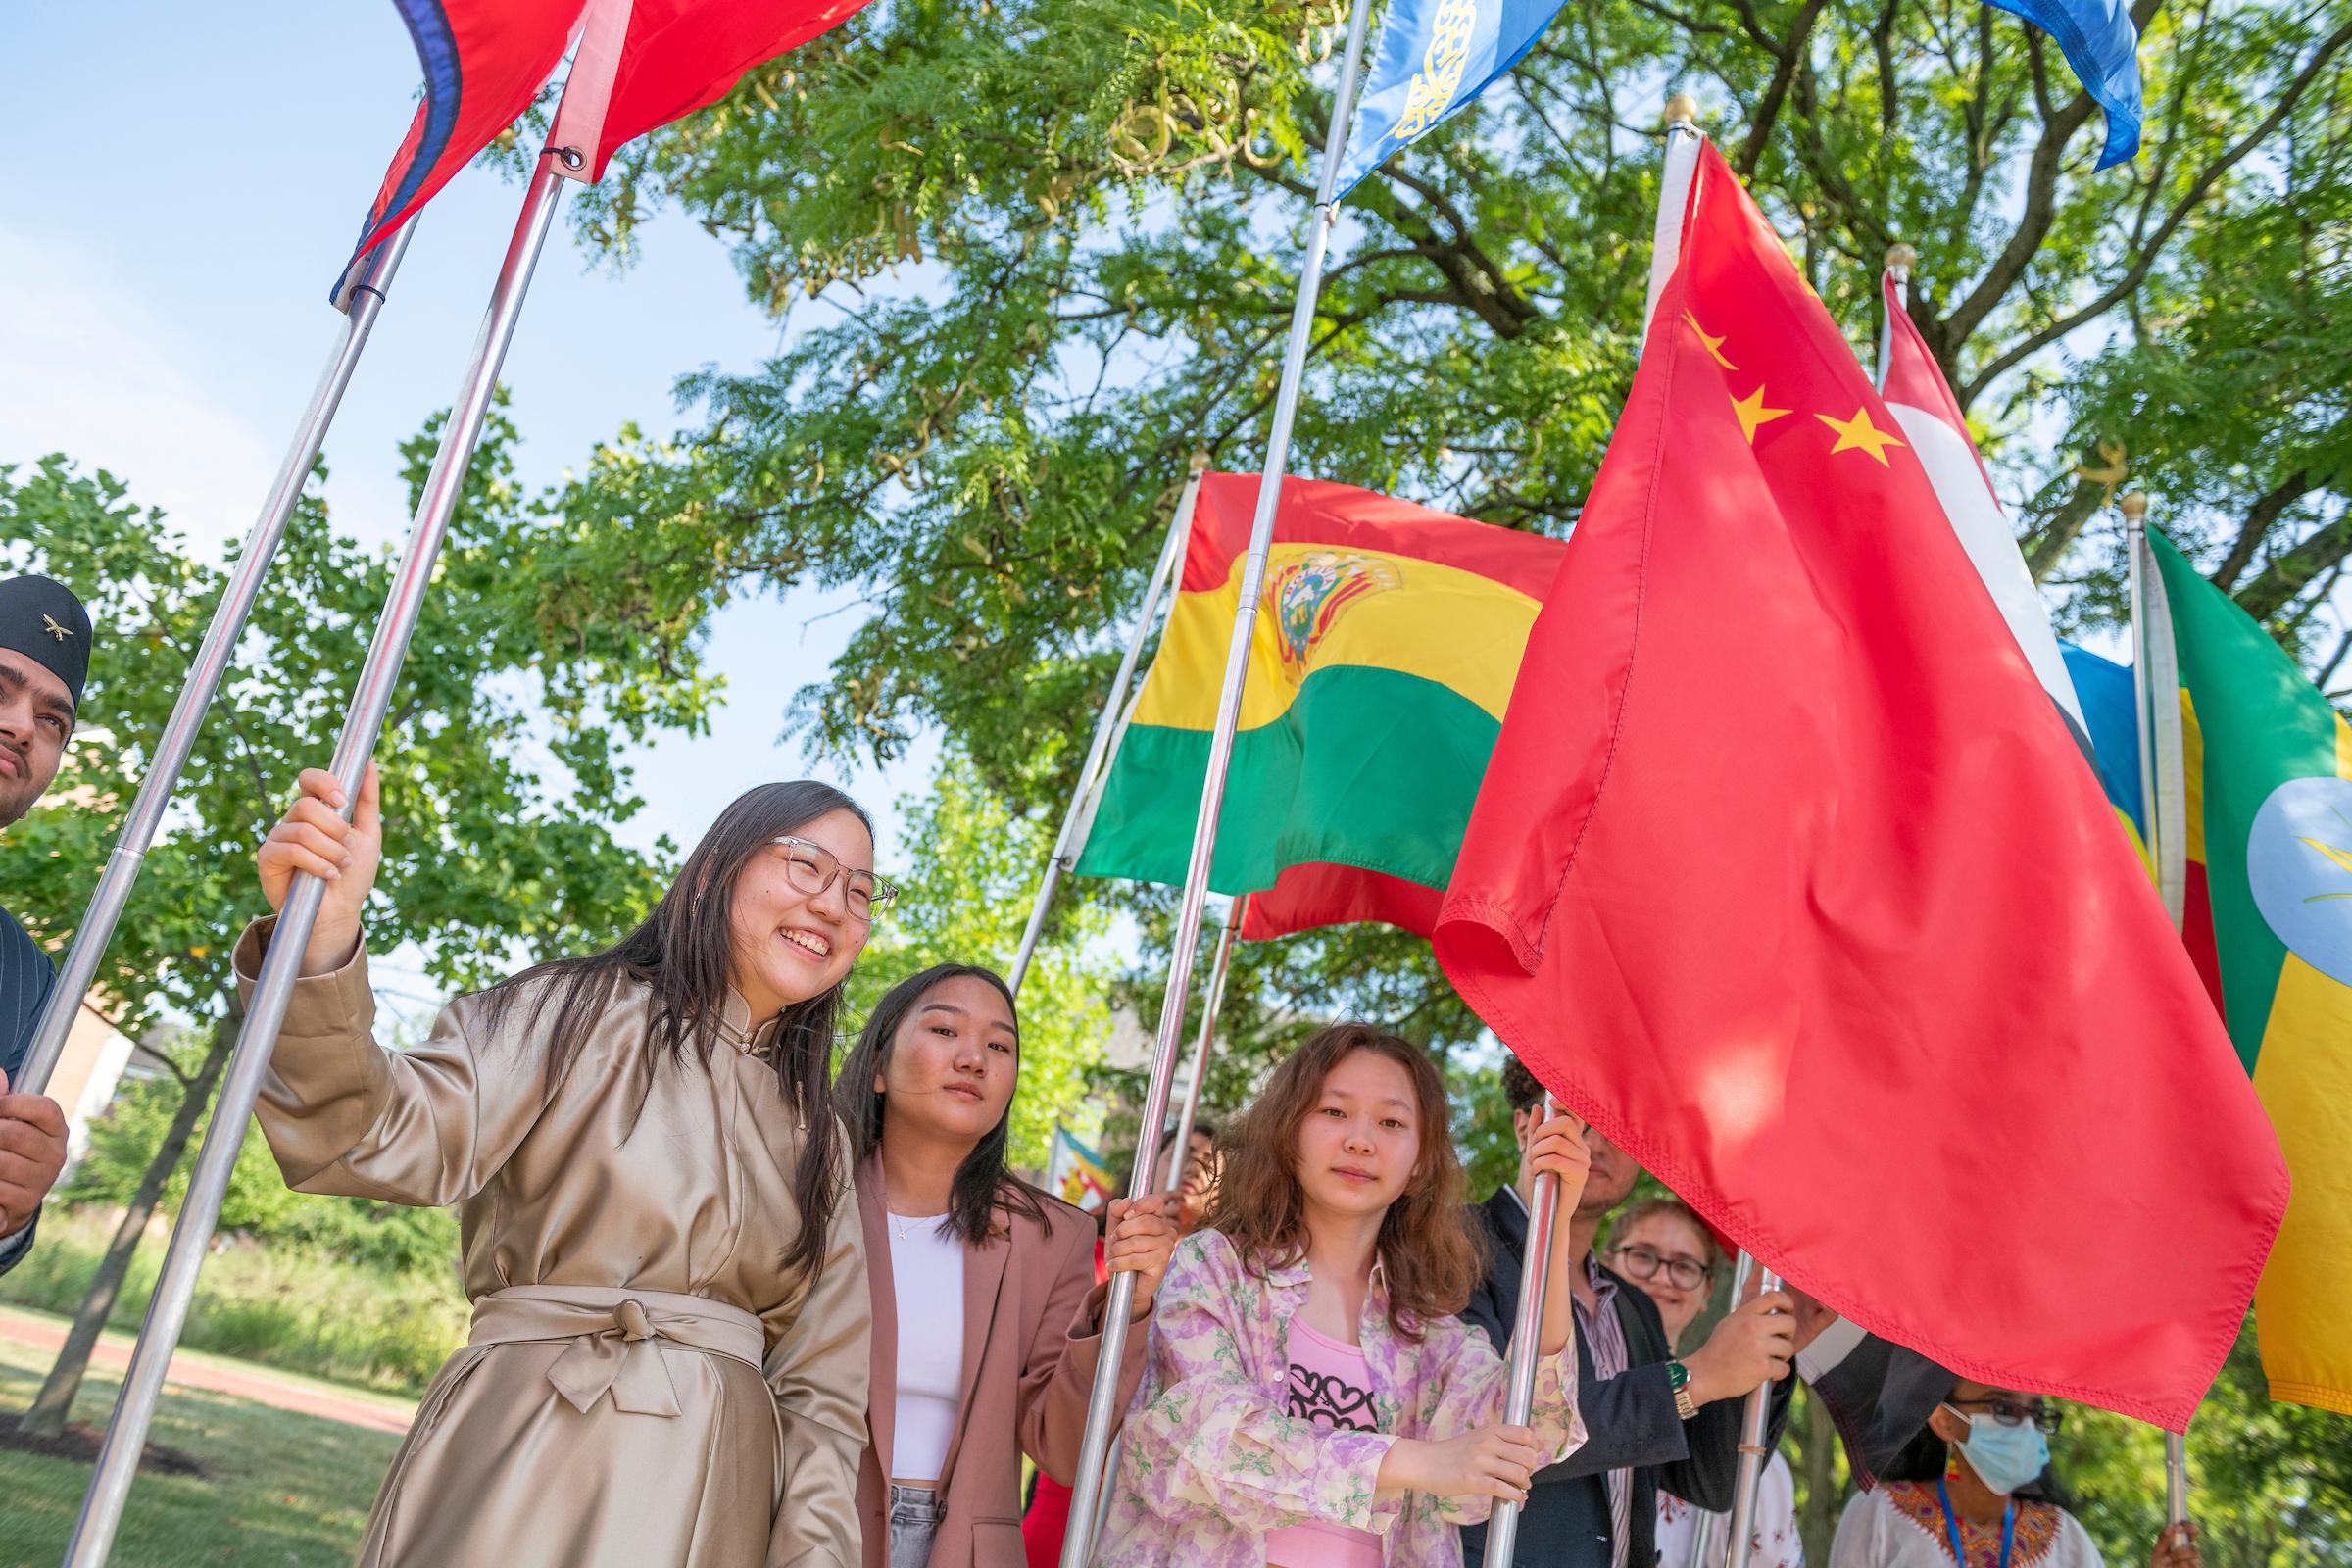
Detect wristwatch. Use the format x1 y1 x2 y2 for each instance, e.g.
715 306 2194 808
1667 1360 1699 1421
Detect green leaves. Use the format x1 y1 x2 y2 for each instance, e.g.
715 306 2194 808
0 413 714 1036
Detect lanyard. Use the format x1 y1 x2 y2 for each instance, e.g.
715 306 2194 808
1937 1480 2017 1568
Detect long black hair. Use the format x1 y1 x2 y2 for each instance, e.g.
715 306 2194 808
483 780 870 1278
835 962 1047 1248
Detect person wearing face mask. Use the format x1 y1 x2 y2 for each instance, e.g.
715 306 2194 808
1604 1198 1801 1568
245 769 884 1566
832 964 1182 1567
1829 1381 2203 1568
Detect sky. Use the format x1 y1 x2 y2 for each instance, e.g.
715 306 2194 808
0 1 937 888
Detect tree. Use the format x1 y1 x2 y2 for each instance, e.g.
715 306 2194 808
0 404 710 1436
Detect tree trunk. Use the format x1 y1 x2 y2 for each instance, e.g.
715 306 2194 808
16 1007 236 1440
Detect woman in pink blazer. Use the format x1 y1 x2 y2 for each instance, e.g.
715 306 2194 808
834 962 1179 1568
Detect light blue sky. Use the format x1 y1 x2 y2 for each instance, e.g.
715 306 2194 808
1 0 937 891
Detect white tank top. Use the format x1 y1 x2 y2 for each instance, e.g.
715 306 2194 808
887 1214 967 1482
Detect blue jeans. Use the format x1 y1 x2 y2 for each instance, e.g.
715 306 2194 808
889 1482 943 1568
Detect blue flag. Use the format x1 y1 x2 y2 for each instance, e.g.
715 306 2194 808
1332 0 1569 197
1988 0 2142 167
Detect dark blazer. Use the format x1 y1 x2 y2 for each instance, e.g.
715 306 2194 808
1457 1188 1790 1568
0 904 53 1275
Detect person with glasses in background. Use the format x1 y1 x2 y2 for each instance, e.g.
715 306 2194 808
1831 1381 2203 1568
1605 1197 1802 1568
245 771 891 1567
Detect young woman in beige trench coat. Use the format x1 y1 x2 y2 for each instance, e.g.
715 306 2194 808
248 764 887 1568
831 964 1182 1568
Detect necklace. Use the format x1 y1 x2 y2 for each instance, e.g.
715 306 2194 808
890 1209 948 1242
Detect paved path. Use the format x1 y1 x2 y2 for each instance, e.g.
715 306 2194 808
0 1305 416 1436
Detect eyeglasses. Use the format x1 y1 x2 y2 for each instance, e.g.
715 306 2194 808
771 836 899 923
1608 1243 1712 1290
1949 1396 2064 1435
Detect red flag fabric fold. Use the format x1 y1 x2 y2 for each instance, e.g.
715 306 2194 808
1434 140 2285 1429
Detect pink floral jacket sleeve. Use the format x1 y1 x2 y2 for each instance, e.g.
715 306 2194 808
1096 1230 1585 1568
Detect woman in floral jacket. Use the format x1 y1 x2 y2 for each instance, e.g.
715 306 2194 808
1096 1022 1592 1568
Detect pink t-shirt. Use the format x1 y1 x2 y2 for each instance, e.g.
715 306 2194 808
1264 1316 1386 1568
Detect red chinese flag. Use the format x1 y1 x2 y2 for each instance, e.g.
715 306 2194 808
1433 142 2286 1428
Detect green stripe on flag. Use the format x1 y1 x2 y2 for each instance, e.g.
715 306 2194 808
2150 528 2340 1065
1075 664 1500 895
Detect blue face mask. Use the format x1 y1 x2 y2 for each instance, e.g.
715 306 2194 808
1942 1404 2050 1496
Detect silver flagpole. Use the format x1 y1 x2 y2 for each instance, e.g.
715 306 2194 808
1156 895 1241 1190
1482 1094 1565 1568
1006 455 1207 998
1722 1254 1783 1568
2123 489 2194 1528
60 158 569 1568
1875 244 1914 394
13 220 416 1098
1054 1 1377 1555
1487 97 1702 1568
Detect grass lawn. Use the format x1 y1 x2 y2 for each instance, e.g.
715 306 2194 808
0 1327 399 1567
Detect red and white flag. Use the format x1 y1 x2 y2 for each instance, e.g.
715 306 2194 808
1878 270 2090 751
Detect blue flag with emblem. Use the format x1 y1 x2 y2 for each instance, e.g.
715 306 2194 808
1332 0 1570 198
1987 0 2141 167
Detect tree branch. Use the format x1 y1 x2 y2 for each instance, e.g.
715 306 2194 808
2214 469 2317 591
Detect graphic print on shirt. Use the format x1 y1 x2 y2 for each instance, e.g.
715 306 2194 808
1287 1359 1379 1432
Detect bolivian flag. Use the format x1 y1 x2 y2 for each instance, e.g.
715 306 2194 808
1074 473 1565 940
2150 528 2352 1414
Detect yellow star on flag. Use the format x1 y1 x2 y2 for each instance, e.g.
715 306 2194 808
1816 406 1906 465
1685 312 1737 370
1730 385 1790 444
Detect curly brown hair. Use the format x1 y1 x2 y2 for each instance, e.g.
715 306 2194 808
1204 1022 1483 1338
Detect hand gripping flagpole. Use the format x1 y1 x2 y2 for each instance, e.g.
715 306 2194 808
1482 1093 1566 1567
1155 895 1242 1191
1721 1256 1785 1568
2122 488 2194 1531
1054 1 1377 1555
1007 456 1207 998
60 154 570 1568
1486 94 1705 1568
12 220 416 1099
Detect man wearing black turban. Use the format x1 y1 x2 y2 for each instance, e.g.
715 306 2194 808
0 574 89 1273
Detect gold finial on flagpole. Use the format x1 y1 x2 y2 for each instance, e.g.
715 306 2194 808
2120 490 2149 523
1189 447 1211 472
1886 242 1917 277
1666 92 1700 127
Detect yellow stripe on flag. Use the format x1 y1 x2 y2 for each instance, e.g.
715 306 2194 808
2251 950 2352 1413
2181 691 2207 865
1134 546 1542 730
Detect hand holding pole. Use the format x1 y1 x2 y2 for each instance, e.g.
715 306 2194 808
1481 1096 1572 1568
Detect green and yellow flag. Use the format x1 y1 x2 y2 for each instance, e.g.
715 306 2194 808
1074 473 1565 940
2150 528 2352 1413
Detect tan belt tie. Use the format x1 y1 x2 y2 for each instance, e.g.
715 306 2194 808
468 1284 765 1418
